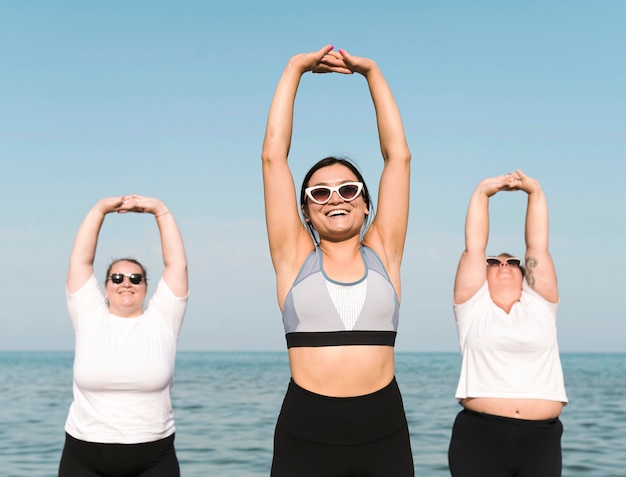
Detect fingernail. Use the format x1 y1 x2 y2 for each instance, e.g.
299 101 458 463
339 49 344 55
328 45 334 51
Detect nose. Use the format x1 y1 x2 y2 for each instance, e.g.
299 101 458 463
328 190 343 203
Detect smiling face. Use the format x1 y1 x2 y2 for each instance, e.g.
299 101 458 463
301 163 370 241
104 260 148 318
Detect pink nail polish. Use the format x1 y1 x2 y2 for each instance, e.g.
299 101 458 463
339 49 344 55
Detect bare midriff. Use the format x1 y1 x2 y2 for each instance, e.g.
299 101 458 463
288 345 395 397
461 397 563 420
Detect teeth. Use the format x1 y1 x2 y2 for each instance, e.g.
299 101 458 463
327 209 348 217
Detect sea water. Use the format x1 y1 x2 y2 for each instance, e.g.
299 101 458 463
1 351 624 476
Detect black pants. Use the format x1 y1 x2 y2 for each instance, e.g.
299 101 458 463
271 377 414 477
448 409 563 477
58 432 179 477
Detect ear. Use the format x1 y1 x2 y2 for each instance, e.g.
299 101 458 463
301 204 310 222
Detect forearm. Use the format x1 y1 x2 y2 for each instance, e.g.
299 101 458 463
365 65 410 163
69 206 106 268
261 59 304 164
67 203 110 292
156 212 187 270
156 211 188 297
525 187 550 252
453 186 490 303
464 187 490 253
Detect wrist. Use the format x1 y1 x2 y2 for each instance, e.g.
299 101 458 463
527 182 542 195
287 55 309 75
360 60 380 78
475 184 492 198
93 204 111 217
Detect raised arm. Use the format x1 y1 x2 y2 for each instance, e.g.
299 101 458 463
122 195 188 298
454 174 518 304
516 169 558 302
261 46 352 299
335 50 411 283
67 196 126 293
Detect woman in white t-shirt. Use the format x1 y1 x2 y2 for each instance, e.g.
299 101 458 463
449 170 567 477
58 195 188 477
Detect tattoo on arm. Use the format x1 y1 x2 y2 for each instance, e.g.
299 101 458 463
525 256 538 288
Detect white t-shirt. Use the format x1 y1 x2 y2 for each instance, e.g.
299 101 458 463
64 274 188 443
454 280 567 403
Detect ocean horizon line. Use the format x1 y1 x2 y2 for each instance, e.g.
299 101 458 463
1 349 625 355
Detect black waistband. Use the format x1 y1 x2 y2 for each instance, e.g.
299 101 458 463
277 377 407 445
286 330 397 348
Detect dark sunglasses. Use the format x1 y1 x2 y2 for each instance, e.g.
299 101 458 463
108 273 145 285
305 182 364 205
486 257 522 267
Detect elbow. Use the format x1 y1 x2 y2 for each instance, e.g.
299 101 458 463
382 144 411 165
261 140 280 165
261 150 272 164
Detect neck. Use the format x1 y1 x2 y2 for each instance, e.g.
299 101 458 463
317 238 364 283
318 236 362 257
109 306 143 318
488 283 522 314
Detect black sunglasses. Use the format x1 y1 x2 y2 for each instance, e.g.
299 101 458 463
486 257 522 267
108 273 145 285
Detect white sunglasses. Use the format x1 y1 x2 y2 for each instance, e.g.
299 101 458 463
486 257 522 267
304 182 364 205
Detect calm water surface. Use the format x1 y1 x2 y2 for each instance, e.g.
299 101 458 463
1 351 624 476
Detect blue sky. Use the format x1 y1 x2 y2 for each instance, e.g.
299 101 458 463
1 1 624 352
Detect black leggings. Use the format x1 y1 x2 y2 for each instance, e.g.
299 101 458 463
448 409 563 477
271 377 414 477
58 433 179 477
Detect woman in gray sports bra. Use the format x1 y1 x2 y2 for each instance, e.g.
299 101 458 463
262 45 414 476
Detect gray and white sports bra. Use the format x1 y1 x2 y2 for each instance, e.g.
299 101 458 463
282 246 399 348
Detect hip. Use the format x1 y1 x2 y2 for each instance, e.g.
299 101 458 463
276 376 408 445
